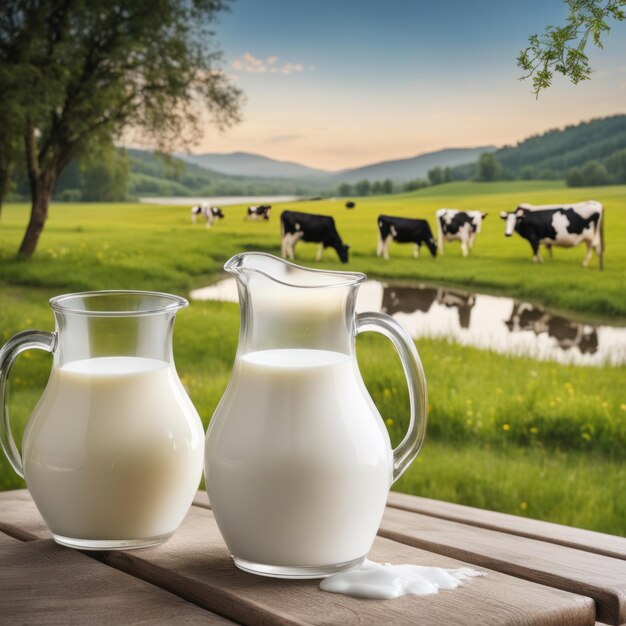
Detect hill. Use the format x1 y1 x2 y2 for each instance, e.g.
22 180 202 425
126 149 328 197
175 146 497 185
330 146 496 183
175 151 329 179
451 115 626 181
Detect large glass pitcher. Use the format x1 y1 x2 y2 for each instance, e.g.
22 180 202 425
0 291 204 550
205 253 427 578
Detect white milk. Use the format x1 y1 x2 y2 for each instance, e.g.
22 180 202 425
320 559 485 599
205 349 393 567
23 357 204 541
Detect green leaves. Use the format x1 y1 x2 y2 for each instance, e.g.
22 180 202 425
518 0 626 97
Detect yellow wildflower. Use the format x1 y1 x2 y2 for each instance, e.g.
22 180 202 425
385 418 394 426
502 423 511 432
519 501 528 511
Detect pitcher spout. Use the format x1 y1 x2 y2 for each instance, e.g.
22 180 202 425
224 252 366 288
224 252 366 356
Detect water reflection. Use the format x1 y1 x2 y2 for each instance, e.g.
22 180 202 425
382 286 476 329
505 303 598 355
190 278 625 366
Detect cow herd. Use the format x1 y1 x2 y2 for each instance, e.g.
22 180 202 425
190 199 605 270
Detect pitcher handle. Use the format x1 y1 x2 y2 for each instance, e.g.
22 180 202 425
356 312 427 484
0 330 57 478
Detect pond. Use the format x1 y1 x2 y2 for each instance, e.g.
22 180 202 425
138 195 302 206
190 279 626 367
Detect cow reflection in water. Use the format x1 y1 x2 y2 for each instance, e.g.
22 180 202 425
382 285 475 329
505 303 598 354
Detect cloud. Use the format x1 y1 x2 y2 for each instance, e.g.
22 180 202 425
266 134 303 143
231 53 310 76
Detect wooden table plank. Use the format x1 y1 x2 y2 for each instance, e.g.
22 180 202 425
0 530 19 545
0 539 234 625
0 490 598 626
86 506 593 625
387 491 626 560
0 489 52 541
379 506 626 625
195 490 626 624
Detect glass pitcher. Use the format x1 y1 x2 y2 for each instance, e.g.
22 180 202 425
205 253 427 578
0 291 204 550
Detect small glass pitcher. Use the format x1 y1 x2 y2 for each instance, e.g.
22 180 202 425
205 253 427 578
0 291 204 550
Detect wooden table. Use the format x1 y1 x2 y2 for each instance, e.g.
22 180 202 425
1 489 624 625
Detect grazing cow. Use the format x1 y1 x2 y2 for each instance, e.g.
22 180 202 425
436 209 488 257
505 302 598 354
280 210 350 263
346 201 356 209
247 205 272 220
500 201 604 269
191 203 224 228
377 215 437 260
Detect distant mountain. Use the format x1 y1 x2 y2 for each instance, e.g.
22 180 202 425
330 147 497 184
176 151 329 179
176 146 497 185
125 149 329 197
451 114 626 181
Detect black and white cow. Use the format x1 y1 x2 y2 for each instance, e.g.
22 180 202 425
247 205 272 220
191 203 224 228
436 209 488 257
280 210 350 263
377 215 437 260
500 201 604 269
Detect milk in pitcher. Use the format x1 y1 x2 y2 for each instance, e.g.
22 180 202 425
23 356 203 545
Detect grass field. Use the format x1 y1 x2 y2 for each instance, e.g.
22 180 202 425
1 181 624 534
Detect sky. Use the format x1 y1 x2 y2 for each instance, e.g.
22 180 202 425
182 0 626 170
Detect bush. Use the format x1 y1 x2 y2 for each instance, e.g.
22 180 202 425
56 189 82 202
566 167 584 187
567 160 610 187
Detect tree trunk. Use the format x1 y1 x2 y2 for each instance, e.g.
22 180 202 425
17 175 53 258
0 157 12 220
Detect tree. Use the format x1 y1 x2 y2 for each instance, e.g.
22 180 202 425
382 179 393 194
371 180 382 195
518 0 626 96
404 178 429 192
337 182 352 196
606 148 626 183
579 160 610 185
520 165 537 180
566 166 585 187
427 166 443 186
81 146 129 202
443 167 452 183
1 0 242 257
477 153 503 182
354 179 371 196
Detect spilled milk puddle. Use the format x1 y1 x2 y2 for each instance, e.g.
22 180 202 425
190 278 626 367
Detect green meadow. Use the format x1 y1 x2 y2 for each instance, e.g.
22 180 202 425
0 180 624 534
